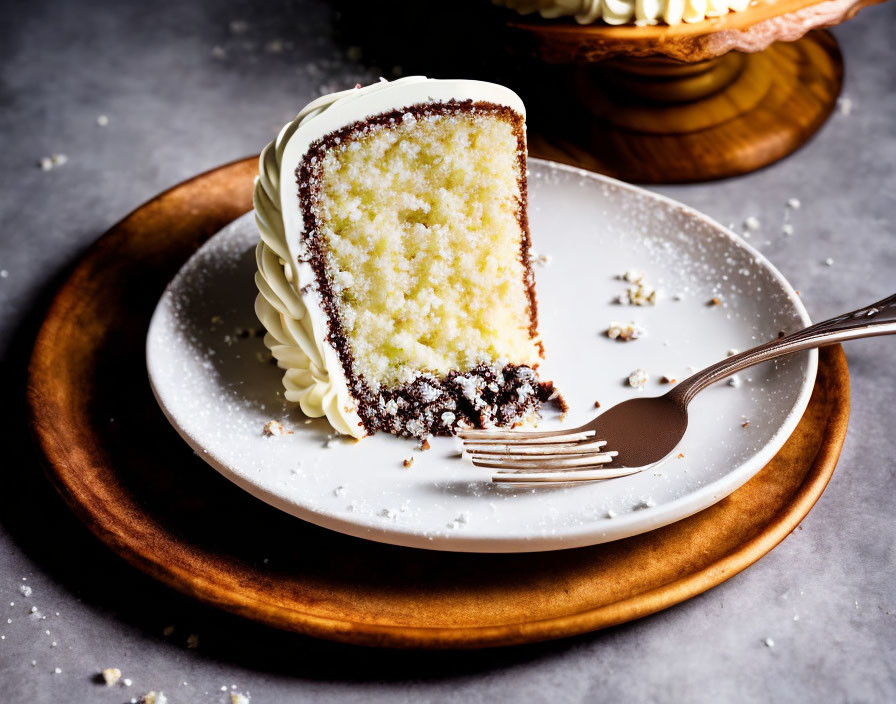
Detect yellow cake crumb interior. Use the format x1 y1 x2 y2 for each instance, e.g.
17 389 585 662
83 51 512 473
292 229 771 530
316 109 539 388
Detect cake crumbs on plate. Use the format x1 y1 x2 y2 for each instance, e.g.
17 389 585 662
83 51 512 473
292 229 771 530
418 437 431 451
677 452 685 459
232 694 251 704
606 321 646 341
728 375 742 388
615 269 658 306
742 421 750 428
659 375 677 384
101 668 122 686
262 420 291 437
708 296 722 307
594 400 601 408
529 249 552 267
447 512 471 529
627 368 648 389
402 457 414 468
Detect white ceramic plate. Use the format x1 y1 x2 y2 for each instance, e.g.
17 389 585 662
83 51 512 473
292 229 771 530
147 159 816 553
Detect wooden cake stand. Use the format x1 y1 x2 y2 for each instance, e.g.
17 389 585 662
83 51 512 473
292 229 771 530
506 0 886 182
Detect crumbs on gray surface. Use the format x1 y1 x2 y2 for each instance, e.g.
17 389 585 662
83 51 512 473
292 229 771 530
18 584 32 598
787 198 801 210
38 154 67 171
763 637 775 648
743 216 760 232
333 485 345 497
0 270 7 278
139 693 168 704
379 508 397 520
96 114 109 126
627 368 648 389
837 95 853 115
824 258 834 267
782 223 794 236
728 375 742 388
101 668 122 686
265 39 285 54
607 320 646 341
634 498 656 510
232 694 251 704
228 19 249 34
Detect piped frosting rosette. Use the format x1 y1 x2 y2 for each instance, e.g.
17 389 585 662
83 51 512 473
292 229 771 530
493 0 751 26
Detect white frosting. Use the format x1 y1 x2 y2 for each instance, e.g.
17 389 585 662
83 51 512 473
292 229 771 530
253 77 526 438
493 0 748 25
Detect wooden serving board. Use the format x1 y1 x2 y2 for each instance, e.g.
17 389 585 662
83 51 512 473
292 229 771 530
27 158 850 649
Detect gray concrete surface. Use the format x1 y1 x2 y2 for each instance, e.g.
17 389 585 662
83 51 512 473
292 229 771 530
1 0 894 702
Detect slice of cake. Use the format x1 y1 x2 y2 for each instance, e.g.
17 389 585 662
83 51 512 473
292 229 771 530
254 77 556 439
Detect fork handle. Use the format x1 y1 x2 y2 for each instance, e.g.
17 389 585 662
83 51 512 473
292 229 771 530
668 293 896 406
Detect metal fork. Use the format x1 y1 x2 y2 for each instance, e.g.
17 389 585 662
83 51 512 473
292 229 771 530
460 294 896 484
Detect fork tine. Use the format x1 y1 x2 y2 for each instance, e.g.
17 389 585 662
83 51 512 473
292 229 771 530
457 428 593 442
492 466 642 483
464 440 607 457
461 430 595 446
471 452 617 470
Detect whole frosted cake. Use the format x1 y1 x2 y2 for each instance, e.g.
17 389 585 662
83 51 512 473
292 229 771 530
254 77 555 439
493 0 751 26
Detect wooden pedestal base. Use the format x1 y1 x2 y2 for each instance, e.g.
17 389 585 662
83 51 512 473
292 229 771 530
528 31 843 183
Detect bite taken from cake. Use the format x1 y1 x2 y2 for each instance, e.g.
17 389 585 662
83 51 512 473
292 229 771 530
254 77 558 439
